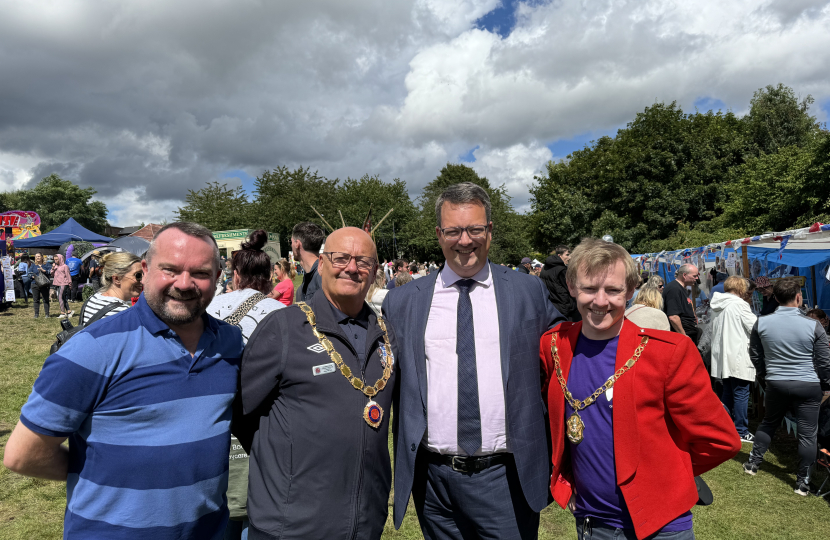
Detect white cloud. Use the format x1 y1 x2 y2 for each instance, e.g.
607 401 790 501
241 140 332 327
1 0 829 225
470 143 553 212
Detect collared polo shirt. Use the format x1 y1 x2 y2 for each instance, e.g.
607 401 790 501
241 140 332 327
20 294 243 539
331 302 371 364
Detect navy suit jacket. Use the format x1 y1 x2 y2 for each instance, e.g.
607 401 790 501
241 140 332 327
382 262 565 527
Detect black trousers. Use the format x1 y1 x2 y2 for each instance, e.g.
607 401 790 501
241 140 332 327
70 275 80 301
412 450 539 540
749 380 823 482
31 282 50 317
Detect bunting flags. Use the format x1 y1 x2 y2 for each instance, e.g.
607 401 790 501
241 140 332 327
777 235 790 260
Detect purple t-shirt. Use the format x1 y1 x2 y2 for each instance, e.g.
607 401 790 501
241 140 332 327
568 334 692 532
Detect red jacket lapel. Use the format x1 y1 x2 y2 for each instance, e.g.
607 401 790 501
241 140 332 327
613 320 643 484
549 322 582 472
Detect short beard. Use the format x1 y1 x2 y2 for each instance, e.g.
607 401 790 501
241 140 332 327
145 286 208 326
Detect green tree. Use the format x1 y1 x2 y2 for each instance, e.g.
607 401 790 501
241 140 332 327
722 130 830 233
17 174 108 233
530 102 748 253
333 174 418 261
743 83 818 155
250 166 341 256
0 189 25 214
175 181 251 231
403 164 531 264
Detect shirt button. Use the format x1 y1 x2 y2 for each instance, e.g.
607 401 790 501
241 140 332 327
181 349 186 354
410 443 416 451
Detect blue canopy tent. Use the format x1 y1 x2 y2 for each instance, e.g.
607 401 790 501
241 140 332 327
12 218 111 248
746 245 830 309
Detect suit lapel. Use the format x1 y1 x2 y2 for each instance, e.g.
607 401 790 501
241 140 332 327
491 262 512 387
414 272 439 409
613 320 642 484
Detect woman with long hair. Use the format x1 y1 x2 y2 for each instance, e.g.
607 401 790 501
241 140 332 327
268 258 297 306
52 254 73 319
206 230 285 540
80 252 143 325
31 253 51 318
18 254 32 306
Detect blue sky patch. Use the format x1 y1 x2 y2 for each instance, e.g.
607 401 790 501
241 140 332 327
459 145 480 162
221 169 257 197
546 128 620 159
476 1 516 38
693 96 727 112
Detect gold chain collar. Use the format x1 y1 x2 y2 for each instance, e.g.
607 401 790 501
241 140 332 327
551 333 648 444
297 302 393 398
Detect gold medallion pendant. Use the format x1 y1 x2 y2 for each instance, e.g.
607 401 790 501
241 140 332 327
363 400 383 428
566 412 585 444
551 334 648 447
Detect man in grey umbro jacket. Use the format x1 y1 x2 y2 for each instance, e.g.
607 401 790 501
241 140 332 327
233 228 399 540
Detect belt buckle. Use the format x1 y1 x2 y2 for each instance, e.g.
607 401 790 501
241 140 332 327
451 456 468 473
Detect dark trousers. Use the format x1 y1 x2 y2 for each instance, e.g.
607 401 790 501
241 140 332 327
412 450 539 540
70 275 80 301
720 377 751 436
686 326 699 346
750 380 823 482
31 283 50 317
575 518 695 539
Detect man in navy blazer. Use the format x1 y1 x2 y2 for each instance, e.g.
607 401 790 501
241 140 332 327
383 183 564 539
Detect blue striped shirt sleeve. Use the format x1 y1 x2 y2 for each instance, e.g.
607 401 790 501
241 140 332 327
20 332 110 437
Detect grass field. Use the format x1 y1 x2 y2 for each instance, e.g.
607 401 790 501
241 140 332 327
1 296 828 539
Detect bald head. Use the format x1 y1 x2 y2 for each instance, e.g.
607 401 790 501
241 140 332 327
324 227 378 260
319 227 379 316
676 263 700 286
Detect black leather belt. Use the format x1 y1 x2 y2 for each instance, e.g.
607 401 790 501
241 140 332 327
424 450 509 473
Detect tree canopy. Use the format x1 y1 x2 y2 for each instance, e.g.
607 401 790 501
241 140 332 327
12 174 109 233
530 83 824 254
175 181 251 232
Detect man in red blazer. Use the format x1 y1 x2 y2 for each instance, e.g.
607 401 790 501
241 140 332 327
541 238 740 540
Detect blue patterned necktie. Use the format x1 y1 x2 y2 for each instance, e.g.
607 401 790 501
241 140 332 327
456 278 481 456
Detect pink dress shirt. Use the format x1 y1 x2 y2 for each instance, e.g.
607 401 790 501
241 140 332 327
423 263 507 456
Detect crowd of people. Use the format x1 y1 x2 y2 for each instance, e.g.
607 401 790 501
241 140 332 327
3 181 829 540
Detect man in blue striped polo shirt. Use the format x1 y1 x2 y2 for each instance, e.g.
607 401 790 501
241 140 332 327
4 222 244 539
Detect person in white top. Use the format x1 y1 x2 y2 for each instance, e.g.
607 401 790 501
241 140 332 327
80 252 142 325
709 275 757 443
365 269 388 317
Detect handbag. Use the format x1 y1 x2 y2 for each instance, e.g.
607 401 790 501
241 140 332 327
34 271 51 288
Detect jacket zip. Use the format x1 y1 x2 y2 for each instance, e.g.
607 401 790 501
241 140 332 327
350 408 367 540
322 326 372 540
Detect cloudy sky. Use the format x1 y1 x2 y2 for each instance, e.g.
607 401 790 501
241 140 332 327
1 0 829 226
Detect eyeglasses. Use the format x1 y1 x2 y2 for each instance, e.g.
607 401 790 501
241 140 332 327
658 284 664 289
438 224 490 240
322 252 377 271
131 271 143 282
